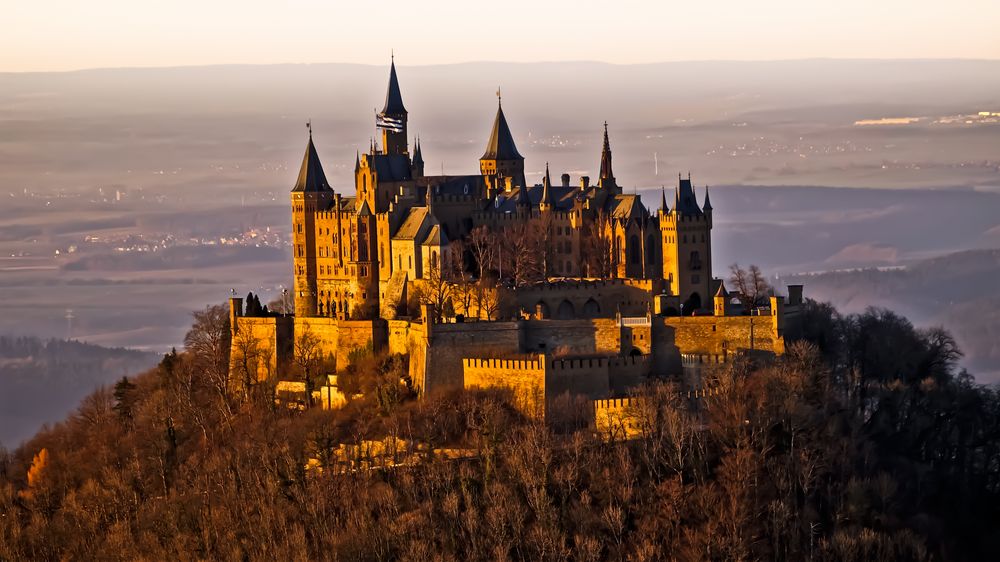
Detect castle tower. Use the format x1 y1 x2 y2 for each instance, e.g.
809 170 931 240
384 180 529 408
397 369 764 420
351 200 379 319
480 96 526 189
291 126 334 317
377 58 408 156
659 174 713 314
599 121 618 192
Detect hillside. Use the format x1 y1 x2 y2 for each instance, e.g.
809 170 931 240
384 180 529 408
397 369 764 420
782 248 1000 380
0 337 160 447
1 303 999 560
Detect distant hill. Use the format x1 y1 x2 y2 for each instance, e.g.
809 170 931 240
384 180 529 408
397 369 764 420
783 248 1000 381
0 336 160 447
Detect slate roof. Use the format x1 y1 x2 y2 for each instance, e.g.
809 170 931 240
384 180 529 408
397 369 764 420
675 178 704 216
394 207 429 240
291 136 332 192
368 153 413 182
488 184 580 213
481 102 523 161
381 60 407 115
606 194 647 220
422 224 448 246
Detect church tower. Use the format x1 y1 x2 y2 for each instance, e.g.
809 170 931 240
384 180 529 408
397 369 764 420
480 97 526 190
291 126 334 318
377 58 408 156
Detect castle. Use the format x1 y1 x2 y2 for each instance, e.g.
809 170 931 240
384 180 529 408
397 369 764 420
230 60 804 418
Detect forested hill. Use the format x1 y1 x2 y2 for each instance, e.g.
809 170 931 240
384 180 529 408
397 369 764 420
783 248 1000 380
0 336 160 447
2 303 999 560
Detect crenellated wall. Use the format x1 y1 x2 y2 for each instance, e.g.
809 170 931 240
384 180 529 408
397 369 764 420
463 353 651 419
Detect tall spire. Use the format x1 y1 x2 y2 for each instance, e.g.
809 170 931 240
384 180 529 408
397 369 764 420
703 185 712 211
599 121 615 189
381 58 407 115
540 162 553 209
292 128 331 192
660 185 668 214
482 98 523 160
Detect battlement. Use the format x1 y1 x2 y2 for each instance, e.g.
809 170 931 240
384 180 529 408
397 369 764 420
463 356 543 371
548 354 648 372
593 397 635 412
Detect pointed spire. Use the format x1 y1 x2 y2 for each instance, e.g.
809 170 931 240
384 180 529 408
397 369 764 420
413 136 423 164
482 97 523 160
540 163 553 208
292 131 331 192
660 185 668 213
516 183 531 207
381 58 407 115
599 121 615 187
703 185 713 211
354 150 360 172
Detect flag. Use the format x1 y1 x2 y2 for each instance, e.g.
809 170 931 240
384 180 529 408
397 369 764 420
376 113 404 133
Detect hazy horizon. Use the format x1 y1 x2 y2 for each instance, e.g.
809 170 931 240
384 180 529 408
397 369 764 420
4 0 999 72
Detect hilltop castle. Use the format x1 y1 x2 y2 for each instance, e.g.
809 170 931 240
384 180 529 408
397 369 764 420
230 60 803 418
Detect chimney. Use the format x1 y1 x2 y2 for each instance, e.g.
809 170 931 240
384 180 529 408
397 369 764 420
561 173 570 187
580 176 590 190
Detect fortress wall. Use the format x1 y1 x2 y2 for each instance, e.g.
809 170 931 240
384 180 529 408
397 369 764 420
516 280 656 319
293 317 386 371
607 355 651 395
652 315 784 359
524 318 621 356
463 357 545 417
231 316 293 383
545 357 612 400
424 321 523 394
593 397 641 440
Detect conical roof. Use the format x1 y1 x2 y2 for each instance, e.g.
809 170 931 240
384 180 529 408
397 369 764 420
481 101 523 160
703 185 713 210
715 282 729 297
292 134 331 192
540 163 553 206
381 60 407 115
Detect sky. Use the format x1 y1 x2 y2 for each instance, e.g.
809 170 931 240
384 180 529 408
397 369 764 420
2 0 999 72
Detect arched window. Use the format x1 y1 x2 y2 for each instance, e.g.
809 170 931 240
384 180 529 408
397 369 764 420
556 299 575 320
629 235 641 264
646 234 656 264
583 298 601 318
431 251 438 270
690 250 702 270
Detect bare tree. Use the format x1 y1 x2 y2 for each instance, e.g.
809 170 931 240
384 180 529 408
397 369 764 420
467 225 498 280
582 210 614 278
293 325 323 408
183 304 231 401
729 263 772 313
497 220 543 287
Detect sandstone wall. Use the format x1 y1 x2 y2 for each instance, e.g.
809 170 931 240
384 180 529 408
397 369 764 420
523 318 622 356
463 357 546 417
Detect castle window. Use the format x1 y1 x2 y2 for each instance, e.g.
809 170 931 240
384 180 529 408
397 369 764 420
690 251 702 271
629 235 640 264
